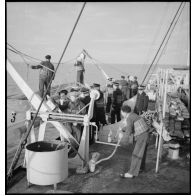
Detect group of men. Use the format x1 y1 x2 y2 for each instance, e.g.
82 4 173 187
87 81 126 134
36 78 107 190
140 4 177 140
104 75 149 124
31 55 150 178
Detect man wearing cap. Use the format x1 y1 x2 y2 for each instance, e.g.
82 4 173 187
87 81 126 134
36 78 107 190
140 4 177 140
66 89 87 142
130 76 139 98
110 81 123 124
55 89 70 113
93 83 107 128
119 75 129 100
74 52 86 84
31 55 55 98
134 85 149 115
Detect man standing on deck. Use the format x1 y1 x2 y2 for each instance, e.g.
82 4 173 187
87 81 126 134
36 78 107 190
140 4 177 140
93 83 107 128
74 52 86 84
134 85 149 115
130 76 139 97
119 105 149 178
119 75 129 100
110 81 123 124
31 55 55 98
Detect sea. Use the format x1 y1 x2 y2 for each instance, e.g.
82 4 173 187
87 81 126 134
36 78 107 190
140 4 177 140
7 61 180 127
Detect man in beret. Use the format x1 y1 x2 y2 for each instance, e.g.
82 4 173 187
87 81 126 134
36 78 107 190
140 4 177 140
31 55 55 98
134 85 149 115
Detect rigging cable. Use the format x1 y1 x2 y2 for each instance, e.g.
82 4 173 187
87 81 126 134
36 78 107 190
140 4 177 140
137 2 170 80
141 2 184 85
145 2 186 85
7 42 76 65
7 2 87 181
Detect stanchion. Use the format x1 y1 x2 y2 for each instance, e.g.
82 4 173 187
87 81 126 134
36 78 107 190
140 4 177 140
155 69 168 173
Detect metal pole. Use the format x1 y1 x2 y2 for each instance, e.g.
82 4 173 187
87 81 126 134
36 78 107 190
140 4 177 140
155 69 168 173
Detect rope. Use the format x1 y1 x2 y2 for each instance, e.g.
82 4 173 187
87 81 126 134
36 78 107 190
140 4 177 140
145 2 186 84
141 2 184 85
7 43 77 65
95 132 123 165
76 103 90 114
7 2 87 179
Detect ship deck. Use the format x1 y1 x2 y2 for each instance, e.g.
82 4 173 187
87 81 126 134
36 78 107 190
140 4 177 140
7 134 190 193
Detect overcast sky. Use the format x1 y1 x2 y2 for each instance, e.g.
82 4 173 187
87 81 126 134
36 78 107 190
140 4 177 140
7 2 189 65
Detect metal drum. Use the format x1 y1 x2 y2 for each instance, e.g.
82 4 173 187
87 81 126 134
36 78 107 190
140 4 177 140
25 140 68 186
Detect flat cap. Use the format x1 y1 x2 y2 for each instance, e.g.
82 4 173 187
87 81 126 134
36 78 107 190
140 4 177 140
80 87 89 92
93 83 100 87
112 81 119 86
45 55 51 59
138 85 146 90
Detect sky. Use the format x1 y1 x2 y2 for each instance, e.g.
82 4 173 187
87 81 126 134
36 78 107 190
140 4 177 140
7 2 189 65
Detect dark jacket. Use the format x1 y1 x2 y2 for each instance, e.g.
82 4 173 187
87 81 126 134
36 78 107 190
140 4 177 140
112 88 123 109
32 61 54 80
134 92 149 115
55 99 70 113
95 91 105 109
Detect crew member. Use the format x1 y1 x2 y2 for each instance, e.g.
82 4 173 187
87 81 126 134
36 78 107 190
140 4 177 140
119 105 149 178
66 88 87 143
134 85 149 115
31 55 55 98
130 76 139 97
74 52 86 84
55 89 70 112
119 75 129 100
110 81 123 124
93 83 107 128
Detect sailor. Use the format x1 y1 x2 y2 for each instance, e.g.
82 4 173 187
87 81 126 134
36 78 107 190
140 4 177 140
93 83 107 128
79 87 90 113
55 89 70 113
74 52 86 84
127 75 134 98
66 88 87 142
31 55 55 98
134 85 149 115
110 81 123 124
119 105 149 178
130 76 139 97
119 75 129 101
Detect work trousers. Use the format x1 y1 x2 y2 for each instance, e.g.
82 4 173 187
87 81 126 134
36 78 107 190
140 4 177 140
39 77 51 98
111 107 121 124
128 131 149 176
77 70 84 84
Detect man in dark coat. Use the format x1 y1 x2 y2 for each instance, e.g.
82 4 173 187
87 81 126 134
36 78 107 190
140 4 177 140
134 85 149 115
93 83 107 128
110 82 123 124
119 75 129 101
31 55 55 98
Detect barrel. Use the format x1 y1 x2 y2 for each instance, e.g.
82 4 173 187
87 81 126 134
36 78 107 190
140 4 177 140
168 143 180 160
25 140 68 186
